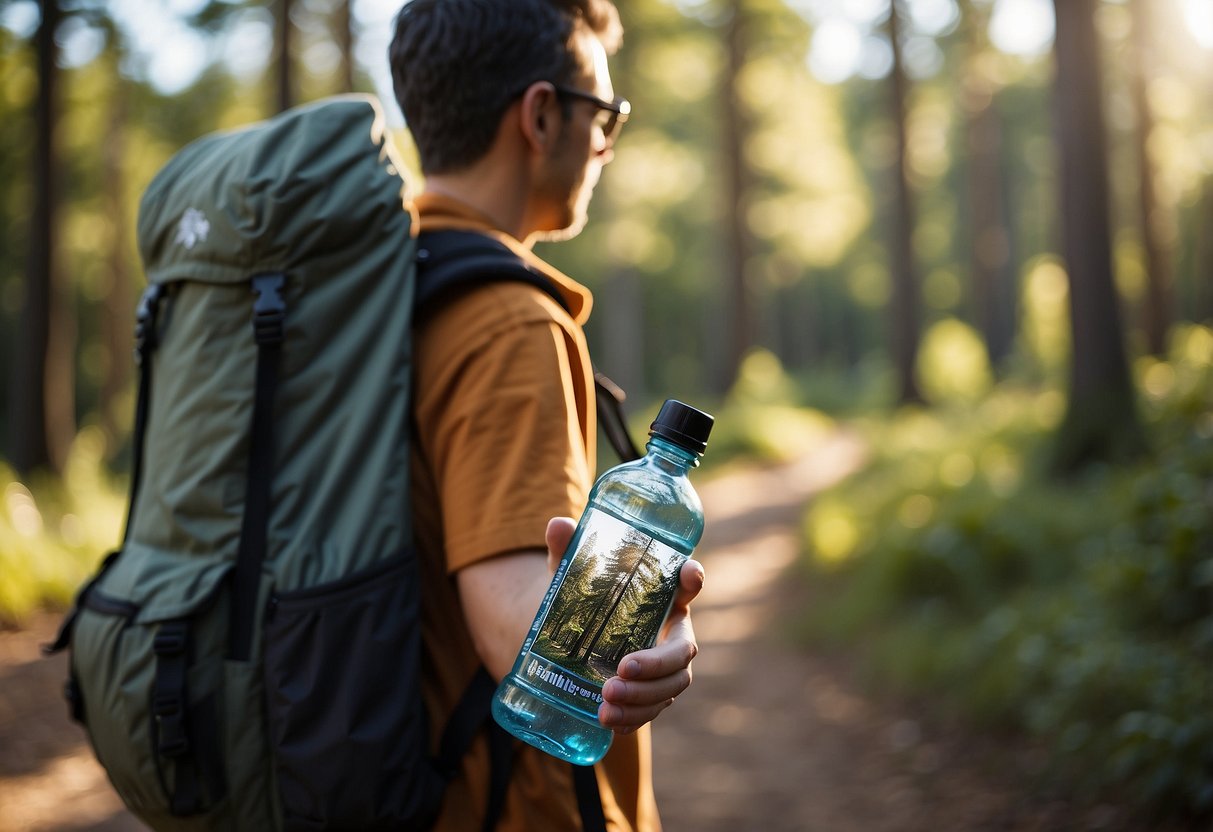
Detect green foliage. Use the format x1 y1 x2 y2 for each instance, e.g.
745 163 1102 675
0 427 126 626
800 325 1213 822
703 348 837 465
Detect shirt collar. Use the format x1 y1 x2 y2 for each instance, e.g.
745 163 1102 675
412 192 593 324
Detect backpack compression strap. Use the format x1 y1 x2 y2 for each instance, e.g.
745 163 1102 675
44 283 168 658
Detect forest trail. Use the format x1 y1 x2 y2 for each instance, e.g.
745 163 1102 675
1 433 1138 831
649 433 1140 832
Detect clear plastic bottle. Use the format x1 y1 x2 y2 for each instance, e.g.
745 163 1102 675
491 400 713 765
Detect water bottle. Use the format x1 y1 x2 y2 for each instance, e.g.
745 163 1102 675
491 399 713 765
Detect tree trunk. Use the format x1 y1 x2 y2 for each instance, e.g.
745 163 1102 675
719 0 756 392
336 0 355 93
276 0 294 112
577 539 651 662
958 0 1013 372
887 0 923 404
1129 0 1173 356
10 0 63 475
101 65 133 455
1050 0 1146 472
1198 176 1213 322
600 267 645 404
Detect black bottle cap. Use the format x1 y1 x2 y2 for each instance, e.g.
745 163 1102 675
649 400 714 456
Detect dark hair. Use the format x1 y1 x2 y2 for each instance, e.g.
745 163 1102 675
389 0 622 174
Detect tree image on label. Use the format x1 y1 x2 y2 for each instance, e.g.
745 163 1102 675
523 509 683 716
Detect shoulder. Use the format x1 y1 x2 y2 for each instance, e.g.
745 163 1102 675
417 278 574 359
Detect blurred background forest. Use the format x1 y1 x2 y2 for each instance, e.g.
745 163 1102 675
1 0 1211 825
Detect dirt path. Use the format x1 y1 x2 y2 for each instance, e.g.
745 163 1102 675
0 435 1150 831
650 434 1148 832
0 614 144 832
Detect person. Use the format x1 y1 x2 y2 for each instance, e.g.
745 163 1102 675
388 1 704 830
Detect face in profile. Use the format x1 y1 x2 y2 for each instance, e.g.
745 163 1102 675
534 34 620 243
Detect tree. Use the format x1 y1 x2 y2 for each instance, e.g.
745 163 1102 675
275 0 294 111
719 0 757 391
334 0 354 94
573 535 655 664
886 0 923 404
9 0 71 476
1050 0 1146 470
958 0 1014 371
98 24 135 453
1129 0 1173 356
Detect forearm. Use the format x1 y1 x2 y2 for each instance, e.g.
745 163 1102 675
455 549 552 680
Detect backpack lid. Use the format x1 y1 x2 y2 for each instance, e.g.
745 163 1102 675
136 94 411 287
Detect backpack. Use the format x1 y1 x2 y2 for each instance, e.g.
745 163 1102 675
47 94 634 832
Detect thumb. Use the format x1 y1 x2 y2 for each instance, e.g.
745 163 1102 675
544 516 577 574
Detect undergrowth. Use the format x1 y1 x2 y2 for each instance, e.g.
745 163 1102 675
799 324 1213 823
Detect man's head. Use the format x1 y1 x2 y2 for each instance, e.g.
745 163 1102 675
390 0 622 175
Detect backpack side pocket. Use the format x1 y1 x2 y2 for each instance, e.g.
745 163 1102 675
69 576 276 831
71 590 227 825
263 549 444 832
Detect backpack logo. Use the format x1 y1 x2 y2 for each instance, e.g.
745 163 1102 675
175 208 211 250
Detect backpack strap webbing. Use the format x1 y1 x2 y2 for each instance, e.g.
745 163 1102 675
573 764 609 832
44 280 167 658
415 230 567 311
415 229 641 464
126 283 167 541
594 372 642 462
435 667 517 832
229 273 287 662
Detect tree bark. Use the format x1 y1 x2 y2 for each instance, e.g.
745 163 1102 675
1198 176 1213 322
10 0 63 475
336 0 355 94
719 0 756 392
101 63 133 455
276 0 294 112
887 0 923 404
1129 0 1173 356
1050 0 1146 471
958 0 1013 372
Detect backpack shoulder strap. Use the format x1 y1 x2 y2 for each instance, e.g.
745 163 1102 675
415 229 568 313
414 229 641 463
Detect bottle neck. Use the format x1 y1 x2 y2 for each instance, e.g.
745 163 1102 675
644 435 700 473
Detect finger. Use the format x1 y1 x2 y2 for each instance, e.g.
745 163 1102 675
544 516 576 573
671 559 705 612
615 632 698 681
601 669 691 707
598 698 675 733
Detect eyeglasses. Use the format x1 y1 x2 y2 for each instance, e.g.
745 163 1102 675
551 85 631 146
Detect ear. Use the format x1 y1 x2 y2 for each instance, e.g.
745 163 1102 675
517 82 562 154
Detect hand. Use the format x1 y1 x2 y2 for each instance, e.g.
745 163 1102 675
545 517 705 735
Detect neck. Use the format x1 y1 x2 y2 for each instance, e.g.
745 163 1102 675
422 109 554 246
422 171 527 242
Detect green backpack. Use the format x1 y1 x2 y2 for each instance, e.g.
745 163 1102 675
49 94 632 831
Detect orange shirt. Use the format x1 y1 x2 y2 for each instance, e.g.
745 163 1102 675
410 193 661 832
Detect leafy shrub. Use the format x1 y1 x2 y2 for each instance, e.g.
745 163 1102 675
799 326 1213 822
704 348 838 465
0 427 125 626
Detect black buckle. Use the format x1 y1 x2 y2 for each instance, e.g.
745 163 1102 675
153 693 182 717
154 628 187 656
251 273 287 345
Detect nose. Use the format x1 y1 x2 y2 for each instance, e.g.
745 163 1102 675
594 129 615 162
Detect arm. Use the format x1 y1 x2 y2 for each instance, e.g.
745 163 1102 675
457 516 704 734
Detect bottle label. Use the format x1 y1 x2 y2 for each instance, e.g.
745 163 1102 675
519 508 684 716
